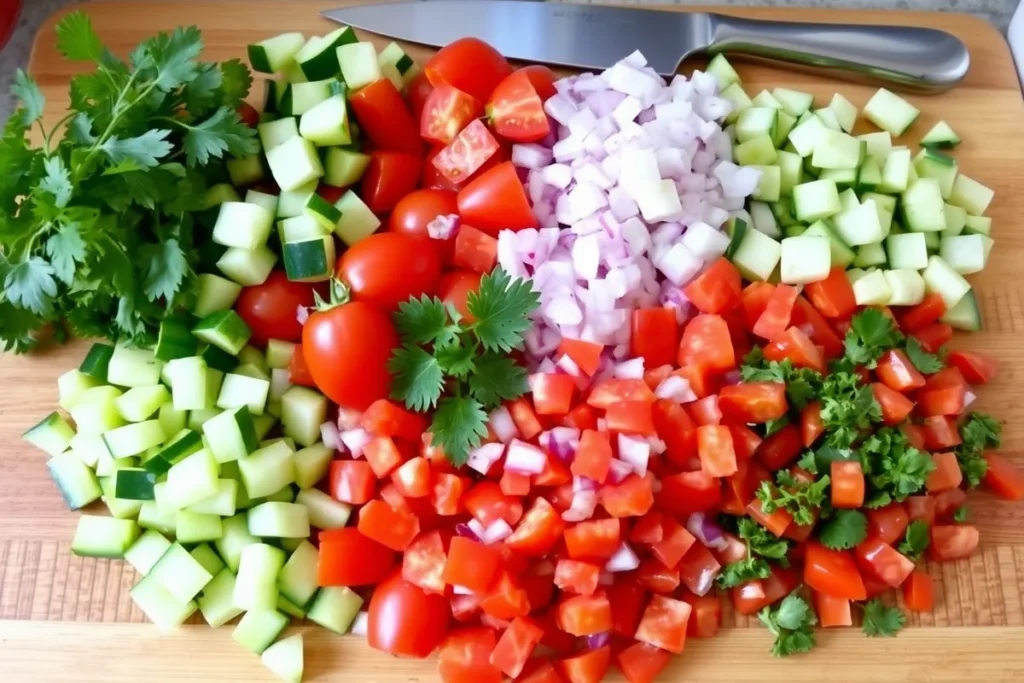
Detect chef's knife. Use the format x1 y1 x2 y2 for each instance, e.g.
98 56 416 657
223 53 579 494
323 0 969 92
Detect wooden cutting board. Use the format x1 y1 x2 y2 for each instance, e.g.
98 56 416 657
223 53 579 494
3 1 1024 680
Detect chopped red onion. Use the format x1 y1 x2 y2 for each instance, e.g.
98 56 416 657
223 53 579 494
468 518 487 539
512 143 555 170
505 439 547 474
339 428 371 459
320 421 340 451
426 213 459 240
964 390 977 408
488 406 518 444
562 489 598 522
613 357 645 379
452 584 475 596
573 475 598 493
586 631 612 649
689 562 719 597
544 93 578 125
296 304 309 325
481 519 513 545
608 458 632 484
556 352 583 378
617 434 650 476
647 436 667 455
604 542 641 572
454 522 481 541
655 374 697 403
350 611 369 637
337 407 362 431
686 512 728 551
467 442 505 475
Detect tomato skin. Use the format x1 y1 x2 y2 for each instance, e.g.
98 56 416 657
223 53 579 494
486 68 555 142
362 151 422 213
433 119 502 184
930 524 980 561
630 308 679 369
876 349 926 393
289 344 316 386
358 499 421 551
436 270 482 323
677 543 722 596
898 293 946 332
556 594 613 636
652 399 698 467
866 503 910 545
814 592 853 628
518 661 564 683
656 471 721 516
531 373 577 416
422 145 464 191
719 382 788 423
984 454 1024 500
388 189 460 264
437 626 502 683
337 233 442 312
831 460 865 508
756 424 803 471
564 518 621 561
804 542 867 600
805 267 857 319
559 646 611 683
457 162 537 235
425 37 512 102
600 473 656 518
443 537 501 594
635 595 692 653
452 224 498 273
677 314 736 372
616 642 672 683
368 570 450 658
731 580 768 615
911 323 953 354
421 83 483 145
350 79 424 156
319 528 397 586
801 402 824 447
926 451 963 492
407 71 435 120
697 425 738 477
903 570 935 612
554 559 601 596
489 617 544 679
791 296 844 359
853 538 915 588
463 481 523 527
587 379 656 409
303 299 398 410
506 497 564 557
746 498 792 537
362 399 428 441
608 579 647 637
764 326 825 372
872 382 916 425
681 593 722 637
329 460 376 505
752 284 799 340
237 101 259 128
235 271 320 346
947 350 998 384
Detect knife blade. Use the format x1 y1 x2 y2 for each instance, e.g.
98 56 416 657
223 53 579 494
322 0 969 91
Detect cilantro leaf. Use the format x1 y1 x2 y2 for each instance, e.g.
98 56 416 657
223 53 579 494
740 355 822 410
764 416 790 437
68 114 97 145
435 338 476 378
758 592 817 657
843 308 904 368
737 518 791 560
134 26 204 91
395 295 452 345
467 267 540 352
11 70 45 127
55 10 104 62
861 427 934 502
4 257 58 315
184 64 223 113
954 412 1001 488
431 396 489 467
818 509 867 550
715 556 771 589
898 520 930 561
905 337 944 373
388 344 445 412
468 353 528 408
219 58 254 106
758 470 830 526
44 223 87 285
182 106 259 167
861 599 906 637
953 506 969 522
99 129 174 168
39 156 73 208
142 238 189 303
820 371 881 449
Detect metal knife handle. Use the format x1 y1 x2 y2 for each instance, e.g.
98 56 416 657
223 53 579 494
706 15 969 92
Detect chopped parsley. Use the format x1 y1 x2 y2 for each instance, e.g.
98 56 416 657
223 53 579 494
758 592 817 656
860 427 935 504
842 308 905 369
956 412 1002 487
757 470 830 527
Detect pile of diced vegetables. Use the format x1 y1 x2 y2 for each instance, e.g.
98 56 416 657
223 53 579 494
19 13 1024 683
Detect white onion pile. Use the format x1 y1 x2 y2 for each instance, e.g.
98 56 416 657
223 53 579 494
498 50 760 370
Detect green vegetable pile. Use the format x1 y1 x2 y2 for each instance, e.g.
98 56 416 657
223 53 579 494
0 11 257 352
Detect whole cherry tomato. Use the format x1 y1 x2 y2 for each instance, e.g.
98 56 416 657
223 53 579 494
368 570 451 658
234 270 321 347
336 232 442 312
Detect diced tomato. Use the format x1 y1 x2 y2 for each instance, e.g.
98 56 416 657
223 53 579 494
518 660 563 683
361 399 428 441
635 595 692 653
643 365 674 392
329 459 377 505
564 403 599 432
756 424 803 471
752 284 799 340
805 267 857 319
673 363 719 399
917 386 966 417
536 609 578 653
926 451 964 492
945 350 997 385
358 499 420 551
438 627 502 683
486 66 555 142
741 281 776 327
587 379 656 409
433 119 501 184
922 416 962 450
605 401 657 436
931 524 981 561
649 517 697 568
804 542 867 600
572 429 613 483
911 323 954 354
457 161 538 235
425 37 513 102
656 471 722 516
318 528 397 586
714 532 749 566
365 436 405 478
763 326 825 372
564 518 620 561
554 559 600 596
898 293 947 333
902 570 935 612
489 617 544 679
652 399 697 467
507 397 543 440
677 544 722 596
677 314 736 372
480 570 530 620
815 592 853 627
616 642 673 683
431 472 465 516
721 462 758 515
361 151 422 213
631 308 680 368
746 498 792 537
453 225 498 273
854 537 915 588
791 296 844 359
903 423 927 451
504 498 563 557
932 487 967 520
801 402 824 447
451 593 482 623
696 425 738 477
866 503 910 545
553 339 600 378
984 454 1024 500
443 536 500 593
601 473 655 518
379 482 412 513
529 373 576 416
608 579 647 637
557 594 612 636
731 580 768 615
349 79 424 156
831 460 865 508
534 454 572 488
729 424 763 461
559 646 611 683
631 513 666 545
872 382 916 425
463 481 523 527
421 83 482 145
403 530 448 594
719 382 788 424
288 344 316 387
521 572 555 614
636 559 680 594
687 395 721 427
683 258 742 314
680 593 722 637
874 350 925 394
393 456 432 498
764 566 802 605
499 470 531 497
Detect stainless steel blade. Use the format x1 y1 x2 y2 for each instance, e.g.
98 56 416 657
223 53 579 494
322 0 710 75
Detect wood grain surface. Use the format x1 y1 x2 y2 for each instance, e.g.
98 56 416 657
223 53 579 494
2 1 1024 680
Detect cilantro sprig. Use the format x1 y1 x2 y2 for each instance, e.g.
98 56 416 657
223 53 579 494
905 337 945 374
0 12 256 352
715 556 772 589
956 412 1002 487
842 308 904 369
819 370 882 449
758 591 817 656
757 470 830 526
861 599 906 637
818 509 868 550
389 268 539 466
861 427 935 506
741 350 822 410
898 520 930 561
737 517 792 561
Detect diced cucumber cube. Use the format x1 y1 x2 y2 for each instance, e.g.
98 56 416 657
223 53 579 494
884 269 926 306
814 107 842 131
788 115 828 157
940 289 982 331
803 220 855 268
748 201 780 238
735 107 778 143
729 227 781 281
323 147 371 188
216 513 259 573
70 432 110 469
213 202 275 250
828 93 858 133
149 542 213 602
57 369 101 412
295 488 351 530
79 342 115 382
165 448 219 510
258 116 299 152
853 269 893 305
948 174 994 216
278 540 319 607
940 234 988 275
247 32 306 73
235 543 286 611
792 179 840 222
125 530 172 575
198 569 245 628
334 189 381 245
299 25 356 80
735 135 777 166
858 132 892 162
137 500 177 536
863 88 920 136
721 83 752 124
294 443 333 491
300 94 351 147
832 199 886 246
262 633 304 683
338 42 382 90
71 514 141 558
218 373 272 416
278 215 328 243
853 242 887 269
104 420 166 458
24 411 76 457
204 406 260 463
878 147 912 193
266 135 324 192
130 572 197 633
108 344 162 388
920 120 960 148
886 232 928 270
279 386 328 448
239 441 296 499
922 254 971 309
772 88 813 117
113 467 157 501
194 273 243 318
114 385 170 423
233 609 289 655
780 234 830 285
752 89 783 109
248 501 310 538
266 340 297 370
276 180 318 218
188 479 239 517
226 154 265 188
48 451 102 510
176 509 224 544
282 236 336 283
246 189 279 216
811 130 861 170
707 54 741 89
193 310 252 356
902 178 946 232
218 246 279 286
189 543 226 576
750 165 781 202
307 586 363 634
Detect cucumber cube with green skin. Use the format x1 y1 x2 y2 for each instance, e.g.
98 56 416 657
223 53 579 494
706 53 741 89
48 451 102 510
114 385 171 422
248 501 311 538
57 369 101 412
165 448 219 510
217 513 259 572
193 310 253 356
920 120 961 149
198 569 245 628
130 572 197 633
334 189 381 245
278 540 320 607
204 406 260 464
338 42 383 90
266 340 297 370
247 32 306 74
862 88 920 136
234 609 290 655
217 246 278 287
941 289 982 331
857 132 892 161
24 412 76 457
79 342 115 382
71 386 125 436
104 420 166 458
278 215 328 243
71 515 141 558
299 26 356 80
307 586 363 633
114 467 157 500
262 633 304 683
282 237 336 284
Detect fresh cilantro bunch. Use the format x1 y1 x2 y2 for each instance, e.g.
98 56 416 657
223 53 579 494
757 470 830 526
861 599 906 637
819 370 881 449
389 268 540 466
842 308 904 368
758 591 817 656
898 520 930 560
956 412 1002 487
860 427 935 507
0 11 256 352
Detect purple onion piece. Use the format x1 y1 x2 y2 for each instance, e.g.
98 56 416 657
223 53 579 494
585 632 611 649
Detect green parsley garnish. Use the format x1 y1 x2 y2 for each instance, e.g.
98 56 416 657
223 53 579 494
819 370 882 449
758 591 817 656
0 12 257 351
904 337 945 374
956 412 1002 487
388 268 539 466
737 518 792 561
842 308 904 369
741 350 822 410
898 520 931 561
860 427 934 503
861 599 907 637
818 509 868 550
715 556 772 589
757 470 830 526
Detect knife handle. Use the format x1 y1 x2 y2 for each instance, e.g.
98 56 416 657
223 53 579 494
706 15 969 92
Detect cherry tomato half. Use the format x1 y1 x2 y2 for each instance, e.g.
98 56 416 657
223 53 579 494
425 37 513 102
